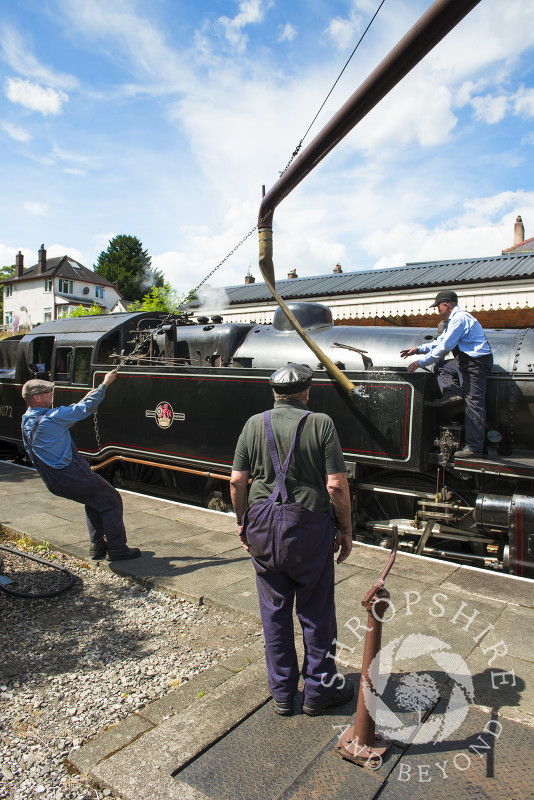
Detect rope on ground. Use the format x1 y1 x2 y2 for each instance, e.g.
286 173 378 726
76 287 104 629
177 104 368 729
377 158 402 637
0 545 75 598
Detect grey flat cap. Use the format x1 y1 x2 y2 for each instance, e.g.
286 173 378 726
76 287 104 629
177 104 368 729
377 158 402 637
430 290 458 308
269 363 313 394
22 379 55 400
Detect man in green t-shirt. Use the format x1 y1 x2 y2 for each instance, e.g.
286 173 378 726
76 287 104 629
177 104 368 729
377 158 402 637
230 363 353 717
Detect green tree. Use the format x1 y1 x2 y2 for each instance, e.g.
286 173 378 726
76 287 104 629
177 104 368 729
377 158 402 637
94 235 164 302
0 264 15 327
68 303 102 317
128 283 185 313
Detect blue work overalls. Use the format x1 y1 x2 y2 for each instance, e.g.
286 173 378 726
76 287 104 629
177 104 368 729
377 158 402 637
242 411 338 706
22 412 127 550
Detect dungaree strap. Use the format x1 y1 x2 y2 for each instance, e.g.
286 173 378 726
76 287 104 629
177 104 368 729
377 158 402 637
21 412 46 466
264 410 311 503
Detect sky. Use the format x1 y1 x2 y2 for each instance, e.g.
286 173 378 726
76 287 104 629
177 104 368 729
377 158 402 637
1 0 534 301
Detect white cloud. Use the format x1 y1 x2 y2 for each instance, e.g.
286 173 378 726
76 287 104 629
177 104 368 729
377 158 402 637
349 76 457 154
218 0 273 54
0 243 85 268
51 144 101 171
278 23 297 43
24 202 48 216
0 244 26 267
1 121 31 142
470 93 509 124
460 85 534 125
426 0 534 81
57 0 195 90
362 191 534 269
5 78 68 115
0 25 78 90
93 232 117 252
46 243 85 263
514 86 534 117
324 10 361 50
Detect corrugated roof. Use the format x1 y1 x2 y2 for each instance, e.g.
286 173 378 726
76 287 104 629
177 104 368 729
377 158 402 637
209 253 534 307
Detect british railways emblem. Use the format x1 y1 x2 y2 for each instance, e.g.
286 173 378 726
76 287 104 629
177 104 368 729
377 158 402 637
145 402 185 429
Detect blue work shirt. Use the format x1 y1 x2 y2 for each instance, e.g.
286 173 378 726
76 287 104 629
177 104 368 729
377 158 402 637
21 383 106 468
417 306 492 367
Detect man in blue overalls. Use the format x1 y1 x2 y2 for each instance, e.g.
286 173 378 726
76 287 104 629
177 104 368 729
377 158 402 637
21 374 140 561
230 363 353 716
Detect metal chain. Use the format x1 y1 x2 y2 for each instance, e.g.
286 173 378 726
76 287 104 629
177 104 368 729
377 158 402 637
93 408 102 452
187 210 272 299
108 208 274 380
279 141 303 177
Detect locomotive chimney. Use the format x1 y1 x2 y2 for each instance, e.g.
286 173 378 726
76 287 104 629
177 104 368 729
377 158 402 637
333 263 343 274
16 251 24 278
514 215 525 246
245 271 255 284
38 244 47 275
287 269 298 279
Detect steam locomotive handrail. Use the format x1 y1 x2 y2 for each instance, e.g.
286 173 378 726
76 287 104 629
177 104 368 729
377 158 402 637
257 0 483 398
91 454 231 482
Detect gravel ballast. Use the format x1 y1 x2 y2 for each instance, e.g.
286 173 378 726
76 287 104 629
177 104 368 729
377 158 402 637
0 537 261 800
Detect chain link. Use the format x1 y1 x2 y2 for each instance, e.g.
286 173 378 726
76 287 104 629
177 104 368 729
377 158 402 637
93 409 101 452
187 210 272 299
279 141 303 177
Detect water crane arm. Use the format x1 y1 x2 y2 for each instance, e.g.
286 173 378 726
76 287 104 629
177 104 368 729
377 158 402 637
258 0 482 398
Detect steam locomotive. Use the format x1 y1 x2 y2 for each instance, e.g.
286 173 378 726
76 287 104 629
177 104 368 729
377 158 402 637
0 301 533 578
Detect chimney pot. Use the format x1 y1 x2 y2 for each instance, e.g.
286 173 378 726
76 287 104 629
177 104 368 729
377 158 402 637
245 272 255 285
38 243 47 275
16 251 24 278
333 263 343 274
287 269 298 279
514 215 525 246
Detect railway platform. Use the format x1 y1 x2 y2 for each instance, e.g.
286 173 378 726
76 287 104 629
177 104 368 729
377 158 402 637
1 460 533 800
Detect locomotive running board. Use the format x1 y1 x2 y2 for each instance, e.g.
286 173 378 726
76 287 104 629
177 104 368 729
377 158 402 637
453 454 534 480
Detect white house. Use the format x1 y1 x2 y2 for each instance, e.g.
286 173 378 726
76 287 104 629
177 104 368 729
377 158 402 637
1 245 121 330
109 298 135 313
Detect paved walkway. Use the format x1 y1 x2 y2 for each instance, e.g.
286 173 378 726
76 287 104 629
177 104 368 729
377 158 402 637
1 461 533 800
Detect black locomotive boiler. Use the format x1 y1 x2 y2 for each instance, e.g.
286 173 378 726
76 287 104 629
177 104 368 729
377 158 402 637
0 301 533 578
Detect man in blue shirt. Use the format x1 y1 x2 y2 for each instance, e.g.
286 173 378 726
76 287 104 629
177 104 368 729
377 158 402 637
21 374 140 561
401 290 493 459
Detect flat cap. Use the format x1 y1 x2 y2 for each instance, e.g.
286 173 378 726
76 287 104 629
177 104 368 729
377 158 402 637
22 379 55 400
430 290 458 308
269 363 313 394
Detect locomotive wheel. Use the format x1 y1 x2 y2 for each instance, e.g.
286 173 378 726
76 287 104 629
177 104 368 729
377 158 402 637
113 461 165 489
207 495 229 513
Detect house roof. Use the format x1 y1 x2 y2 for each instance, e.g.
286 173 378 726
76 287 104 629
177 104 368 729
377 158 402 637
111 298 135 307
200 252 534 307
55 292 107 307
1 255 117 289
502 237 534 254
